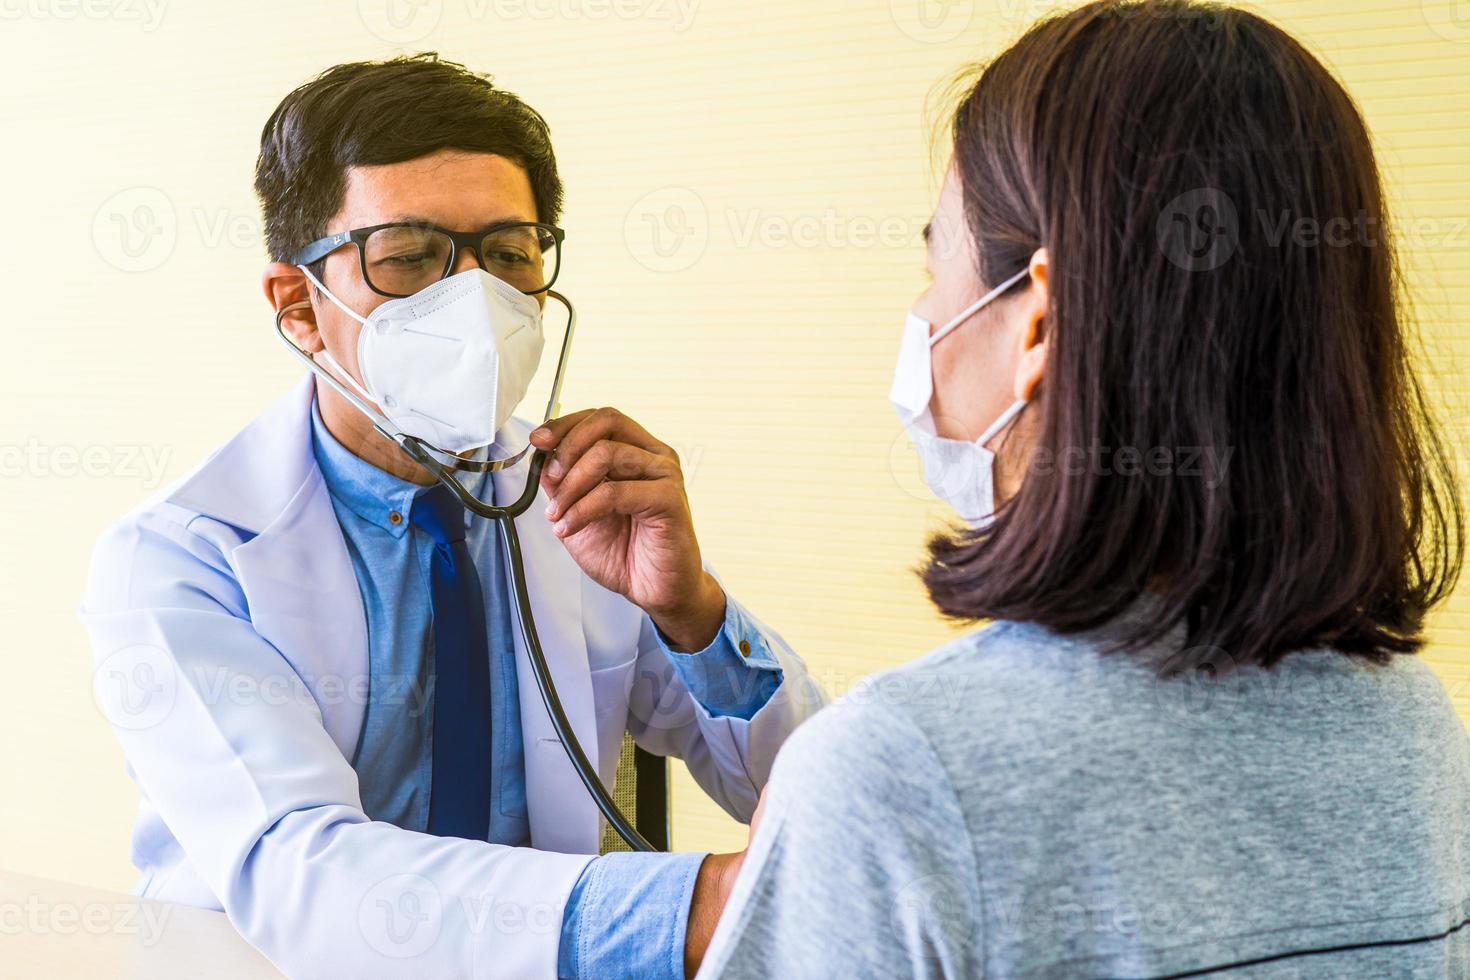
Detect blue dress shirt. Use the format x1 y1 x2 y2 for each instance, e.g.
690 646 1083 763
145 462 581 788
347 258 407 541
308 401 783 979
311 401 530 842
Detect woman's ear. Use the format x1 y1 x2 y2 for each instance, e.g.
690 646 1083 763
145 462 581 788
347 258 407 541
1014 248 1050 401
263 262 323 354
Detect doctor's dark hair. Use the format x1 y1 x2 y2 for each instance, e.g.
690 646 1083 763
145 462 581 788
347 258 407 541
253 53 562 264
926 0 1463 668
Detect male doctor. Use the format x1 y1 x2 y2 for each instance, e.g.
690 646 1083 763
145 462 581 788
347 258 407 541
80 54 823 979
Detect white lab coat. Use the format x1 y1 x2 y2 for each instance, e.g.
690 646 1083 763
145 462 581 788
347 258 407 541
80 376 825 979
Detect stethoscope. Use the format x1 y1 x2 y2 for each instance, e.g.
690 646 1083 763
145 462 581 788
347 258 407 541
274 291 657 852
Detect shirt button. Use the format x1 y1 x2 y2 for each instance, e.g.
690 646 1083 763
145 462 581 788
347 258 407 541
389 510 404 526
738 639 752 657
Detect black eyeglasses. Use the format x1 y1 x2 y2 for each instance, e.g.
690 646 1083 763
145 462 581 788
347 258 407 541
292 220 565 298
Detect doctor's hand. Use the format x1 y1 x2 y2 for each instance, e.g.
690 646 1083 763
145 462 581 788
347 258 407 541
531 408 726 651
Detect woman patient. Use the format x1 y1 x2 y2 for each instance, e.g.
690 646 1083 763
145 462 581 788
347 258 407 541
698 2 1469 977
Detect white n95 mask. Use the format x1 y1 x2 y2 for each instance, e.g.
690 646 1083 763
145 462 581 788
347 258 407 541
300 266 545 454
889 267 1030 525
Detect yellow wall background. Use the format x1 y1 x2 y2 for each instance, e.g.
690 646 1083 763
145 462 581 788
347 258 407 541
1 0 1466 890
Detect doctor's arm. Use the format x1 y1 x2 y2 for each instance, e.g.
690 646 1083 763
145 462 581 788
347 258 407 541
628 589 826 819
81 508 591 980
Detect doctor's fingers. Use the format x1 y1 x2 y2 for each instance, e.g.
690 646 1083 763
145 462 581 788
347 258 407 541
545 440 680 522
535 407 676 483
551 478 686 538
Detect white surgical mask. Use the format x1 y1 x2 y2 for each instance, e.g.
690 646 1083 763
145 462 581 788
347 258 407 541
300 266 545 454
889 267 1030 525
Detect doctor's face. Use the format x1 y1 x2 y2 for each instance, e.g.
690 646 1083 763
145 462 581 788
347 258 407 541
308 148 545 392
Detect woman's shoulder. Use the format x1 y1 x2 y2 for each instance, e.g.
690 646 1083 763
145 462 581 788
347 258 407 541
849 618 1116 727
767 621 1068 802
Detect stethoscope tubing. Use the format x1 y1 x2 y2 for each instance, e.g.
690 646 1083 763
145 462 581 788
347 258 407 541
274 290 657 852
399 437 658 852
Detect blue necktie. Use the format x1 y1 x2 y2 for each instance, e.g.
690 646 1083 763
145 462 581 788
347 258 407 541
412 484 492 841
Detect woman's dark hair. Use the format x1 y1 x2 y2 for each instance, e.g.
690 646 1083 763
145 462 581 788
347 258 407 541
254 52 561 263
926 0 1462 668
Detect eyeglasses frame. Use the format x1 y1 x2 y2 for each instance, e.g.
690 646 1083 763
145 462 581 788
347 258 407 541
290 219 566 298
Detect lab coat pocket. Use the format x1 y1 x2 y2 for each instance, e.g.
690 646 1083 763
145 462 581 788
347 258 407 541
587 655 636 780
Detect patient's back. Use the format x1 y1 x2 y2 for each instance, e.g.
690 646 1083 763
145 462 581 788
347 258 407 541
700 614 1470 979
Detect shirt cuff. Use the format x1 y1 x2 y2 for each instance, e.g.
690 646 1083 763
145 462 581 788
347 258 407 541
557 850 708 980
655 595 784 720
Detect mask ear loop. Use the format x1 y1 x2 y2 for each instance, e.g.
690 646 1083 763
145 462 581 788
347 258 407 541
273 299 400 443
929 266 1032 348
976 397 1029 451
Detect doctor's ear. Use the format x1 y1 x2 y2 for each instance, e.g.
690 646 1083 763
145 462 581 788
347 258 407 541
263 262 324 354
1014 248 1050 402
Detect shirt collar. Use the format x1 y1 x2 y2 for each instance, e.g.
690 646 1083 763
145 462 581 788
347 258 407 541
309 397 421 537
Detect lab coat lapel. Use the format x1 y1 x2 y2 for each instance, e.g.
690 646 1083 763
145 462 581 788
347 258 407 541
493 451 602 854
220 378 370 763
175 379 599 850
